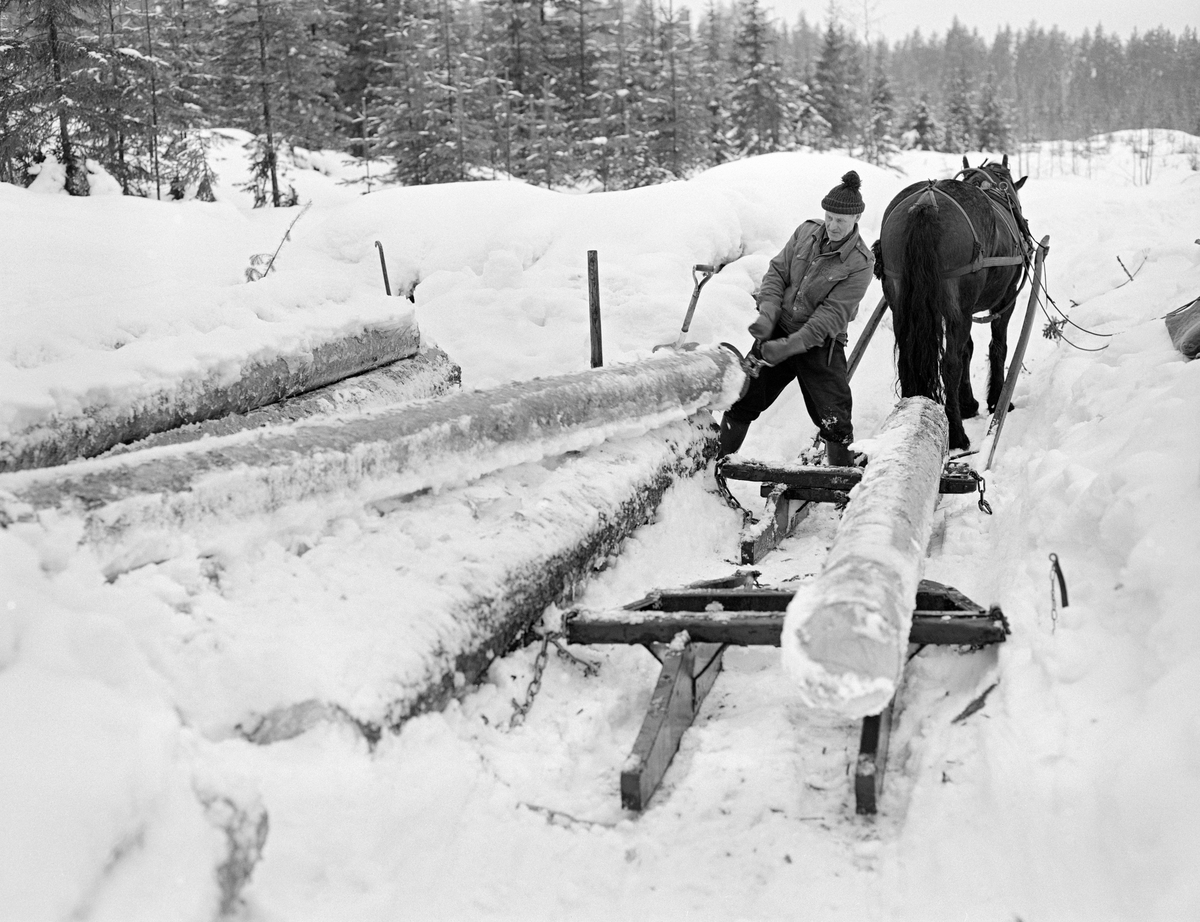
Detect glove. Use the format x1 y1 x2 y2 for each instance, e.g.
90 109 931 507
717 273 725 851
748 312 775 340
760 338 792 366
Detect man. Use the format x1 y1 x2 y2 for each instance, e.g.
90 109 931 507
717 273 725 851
718 170 874 467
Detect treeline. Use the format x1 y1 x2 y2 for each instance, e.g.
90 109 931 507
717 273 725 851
1 0 1197 202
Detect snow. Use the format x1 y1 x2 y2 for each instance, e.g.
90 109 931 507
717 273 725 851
2 128 1200 920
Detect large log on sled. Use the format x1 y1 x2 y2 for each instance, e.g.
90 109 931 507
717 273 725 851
0 345 745 569
781 396 949 717
0 318 424 472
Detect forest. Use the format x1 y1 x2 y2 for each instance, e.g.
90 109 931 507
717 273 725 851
2 0 1198 203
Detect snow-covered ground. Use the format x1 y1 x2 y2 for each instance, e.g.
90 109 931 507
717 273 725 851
2 129 1199 921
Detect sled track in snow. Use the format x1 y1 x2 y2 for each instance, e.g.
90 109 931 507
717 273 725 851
539 439 1008 817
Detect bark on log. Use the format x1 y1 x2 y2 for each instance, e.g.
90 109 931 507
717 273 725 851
237 419 717 742
0 345 744 568
780 397 949 717
0 320 422 472
105 347 460 456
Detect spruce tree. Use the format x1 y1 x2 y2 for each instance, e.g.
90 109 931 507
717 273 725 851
976 71 1011 153
728 0 784 156
810 12 860 150
864 48 897 166
0 0 128 194
943 64 976 153
212 0 338 205
903 93 942 150
695 0 736 166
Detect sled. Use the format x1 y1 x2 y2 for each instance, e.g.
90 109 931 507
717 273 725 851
565 576 1008 814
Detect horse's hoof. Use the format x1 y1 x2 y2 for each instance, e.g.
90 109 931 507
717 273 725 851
962 402 980 419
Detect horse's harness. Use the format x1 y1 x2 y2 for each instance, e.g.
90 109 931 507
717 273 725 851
883 169 1034 323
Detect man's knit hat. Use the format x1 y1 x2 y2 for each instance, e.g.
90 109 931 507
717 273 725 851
821 171 865 215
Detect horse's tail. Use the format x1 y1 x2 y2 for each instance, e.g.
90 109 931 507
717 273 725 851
894 199 950 402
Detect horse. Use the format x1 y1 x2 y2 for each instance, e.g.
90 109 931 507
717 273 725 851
873 155 1031 451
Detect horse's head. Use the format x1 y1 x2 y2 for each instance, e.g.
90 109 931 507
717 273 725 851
963 155 1026 197
961 155 1028 220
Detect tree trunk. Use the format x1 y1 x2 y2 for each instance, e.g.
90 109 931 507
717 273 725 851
255 0 280 206
48 14 89 196
781 397 949 717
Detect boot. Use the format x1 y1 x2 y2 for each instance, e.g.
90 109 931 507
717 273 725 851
718 416 751 458
825 439 853 467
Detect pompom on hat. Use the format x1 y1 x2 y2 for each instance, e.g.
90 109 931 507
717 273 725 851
821 170 865 215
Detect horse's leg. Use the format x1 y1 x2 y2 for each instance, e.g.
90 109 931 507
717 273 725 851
987 302 1014 414
959 330 980 418
941 294 971 451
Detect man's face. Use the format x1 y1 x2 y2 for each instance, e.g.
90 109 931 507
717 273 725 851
823 211 860 242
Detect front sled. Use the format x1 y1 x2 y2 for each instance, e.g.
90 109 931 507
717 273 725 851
566 576 1008 814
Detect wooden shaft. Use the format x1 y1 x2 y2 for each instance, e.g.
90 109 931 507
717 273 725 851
986 235 1049 470
566 610 1006 648
847 295 888 380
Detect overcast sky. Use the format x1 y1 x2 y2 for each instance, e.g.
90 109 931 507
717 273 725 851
693 0 1196 41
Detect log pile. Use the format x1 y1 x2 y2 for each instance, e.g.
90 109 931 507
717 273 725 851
1 319 422 472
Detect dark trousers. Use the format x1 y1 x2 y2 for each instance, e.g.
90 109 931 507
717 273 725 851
726 339 854 445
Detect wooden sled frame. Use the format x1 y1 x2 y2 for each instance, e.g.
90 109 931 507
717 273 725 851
719 458 983 565
565 575 1008 814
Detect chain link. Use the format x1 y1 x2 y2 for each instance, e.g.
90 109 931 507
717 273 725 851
1049 563 1058 632
946 461 993 515
713 458 754 523
1048 553 1068 634
509 630 552 729
508 622 601 729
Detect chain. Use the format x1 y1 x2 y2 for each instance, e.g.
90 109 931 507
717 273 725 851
946 461 993 515
549 635 601 676
509 630 553 729
508 621 600 729
713 458 754 523
971 471 992 515
1048 563 1058 632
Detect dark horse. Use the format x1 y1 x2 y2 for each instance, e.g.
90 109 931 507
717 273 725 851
873 156 1031 450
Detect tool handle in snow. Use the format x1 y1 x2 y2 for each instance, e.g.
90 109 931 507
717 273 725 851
375 240 393 296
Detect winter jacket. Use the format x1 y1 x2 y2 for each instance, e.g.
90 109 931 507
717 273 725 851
755 220 874 360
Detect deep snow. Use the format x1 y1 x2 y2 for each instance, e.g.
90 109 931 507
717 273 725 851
2 128 1199 921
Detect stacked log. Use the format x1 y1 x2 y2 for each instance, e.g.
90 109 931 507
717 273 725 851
1 318 422 472
104 346 460 456
0 345 745 572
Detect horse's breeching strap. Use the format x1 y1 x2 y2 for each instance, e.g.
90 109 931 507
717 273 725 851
881 178 1033 322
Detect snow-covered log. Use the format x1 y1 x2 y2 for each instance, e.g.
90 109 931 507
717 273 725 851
0 345 744 567
0 319 422 472
781 397 949 717
105 346 460 456
234 419 717 741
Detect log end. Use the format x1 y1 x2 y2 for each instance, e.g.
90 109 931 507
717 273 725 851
781 591 902 718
